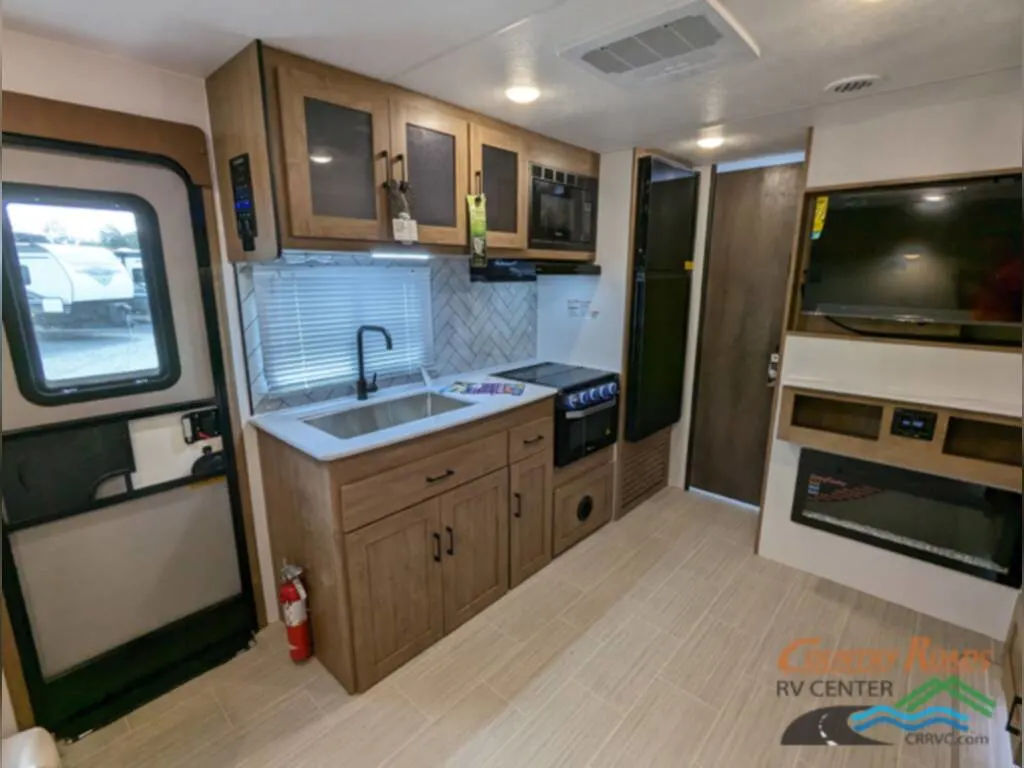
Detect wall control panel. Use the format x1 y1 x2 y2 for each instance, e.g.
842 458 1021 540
229 153 257 252
890 408 937 441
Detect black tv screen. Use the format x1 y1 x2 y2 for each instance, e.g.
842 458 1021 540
802 174 1022 326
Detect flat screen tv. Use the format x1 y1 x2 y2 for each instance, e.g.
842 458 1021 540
802 173 1022 327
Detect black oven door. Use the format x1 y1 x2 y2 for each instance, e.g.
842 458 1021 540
556 398 618 467
529 177 596 251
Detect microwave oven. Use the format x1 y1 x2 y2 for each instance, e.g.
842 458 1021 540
528 164 598 252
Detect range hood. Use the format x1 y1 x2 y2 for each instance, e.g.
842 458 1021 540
470 259 601 282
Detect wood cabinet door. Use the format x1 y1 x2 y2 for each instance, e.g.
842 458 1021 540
390 98 468 246
509 451 553 588
345 498 444 688
277 66 391 241
469 123 528 250
552 460 614 556
440 468 509 631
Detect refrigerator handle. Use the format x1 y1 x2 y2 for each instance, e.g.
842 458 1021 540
767 345 780 388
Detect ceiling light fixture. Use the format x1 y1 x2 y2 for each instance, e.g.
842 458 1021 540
697 136 725 149
505 86 540 104
904 253 921 261
309 153 333 165
371 252 431 261
922 194 946 202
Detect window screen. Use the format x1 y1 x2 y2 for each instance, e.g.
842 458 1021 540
252 263 432 394
1 184 180 405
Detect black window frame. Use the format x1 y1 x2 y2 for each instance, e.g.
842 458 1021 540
2 183 181 406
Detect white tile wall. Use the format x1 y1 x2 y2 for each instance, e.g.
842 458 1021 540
237 254 537 413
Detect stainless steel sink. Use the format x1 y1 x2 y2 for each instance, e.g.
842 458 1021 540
304 392 471 440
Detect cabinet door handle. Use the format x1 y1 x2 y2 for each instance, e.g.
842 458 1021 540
474 170 482 197
523 435 544 445
379 149 391 188
513 491 522 518
426 469 455 484
395 153 407 186
446 526 455 556
432 532 441 563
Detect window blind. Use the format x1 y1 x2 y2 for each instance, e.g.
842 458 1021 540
252 264 432 394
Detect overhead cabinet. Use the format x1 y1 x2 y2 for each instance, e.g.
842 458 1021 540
207 42 599 262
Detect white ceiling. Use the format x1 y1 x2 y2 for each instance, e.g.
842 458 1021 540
4 0 1022 160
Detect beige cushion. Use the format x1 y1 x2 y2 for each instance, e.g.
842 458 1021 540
1 727 62 768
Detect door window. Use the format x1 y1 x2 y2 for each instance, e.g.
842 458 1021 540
2 184 180 404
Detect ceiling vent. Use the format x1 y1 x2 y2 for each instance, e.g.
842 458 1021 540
824 75 882 95
561 0 759 86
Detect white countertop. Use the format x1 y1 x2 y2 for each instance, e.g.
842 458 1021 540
249 363 557 462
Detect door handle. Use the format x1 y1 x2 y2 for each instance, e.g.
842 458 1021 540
767 347 780 388
474 170 482 197
426 469 455 484
446 526 455 556
379 149 391 188
432 532 441 563
394 153 408 189
513 491 522 518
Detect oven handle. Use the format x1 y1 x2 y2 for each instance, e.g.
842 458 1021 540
564 398 617 420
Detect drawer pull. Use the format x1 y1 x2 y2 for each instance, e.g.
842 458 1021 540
432 532 441 563
426 469 455 484
523 435 545 445
446 526 455 556
513 491 522 518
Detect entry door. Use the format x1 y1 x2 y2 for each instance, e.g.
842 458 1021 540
1 144 255 738
688 163 803 505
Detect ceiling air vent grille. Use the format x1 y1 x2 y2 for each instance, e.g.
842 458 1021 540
825 75 882 94
563 0 759 86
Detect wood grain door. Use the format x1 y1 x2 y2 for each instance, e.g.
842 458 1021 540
689 163 803 505
277 66 391 241
440 469 509 631
345 498 444 688
509 452 553 587
390 98 468 246
469 123 528 249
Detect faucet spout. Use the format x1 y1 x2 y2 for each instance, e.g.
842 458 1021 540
356 325 393 400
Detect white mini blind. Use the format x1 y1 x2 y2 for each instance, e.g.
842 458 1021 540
252 264 432 394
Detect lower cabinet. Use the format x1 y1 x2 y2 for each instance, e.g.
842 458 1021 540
552 459 614 556
345 498 445 687
441 469 510 631
509 451 553 587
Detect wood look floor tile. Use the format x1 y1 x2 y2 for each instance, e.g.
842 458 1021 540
212 646 322 726
395 619 520 719
385 684 512 768
573 617 681 712
484 680 621 768
287 684 428 768
542 529 638 593
640 568 728 640
675 534 751 582
59 718 130 767
661 616 763 709
302 660 357 714
76 692 232 768
485 572 583 642
707 566 795 635
176 689 323 768
589 677 717 768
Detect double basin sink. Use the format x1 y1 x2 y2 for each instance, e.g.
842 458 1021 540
304 392 471 440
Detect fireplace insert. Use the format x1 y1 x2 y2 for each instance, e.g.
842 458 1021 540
791 450 1022 587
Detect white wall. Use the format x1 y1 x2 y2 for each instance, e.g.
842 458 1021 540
1 30 279 629
536 149 633 371
807 92 1022 189
668 166 712 488
759 93 1023 639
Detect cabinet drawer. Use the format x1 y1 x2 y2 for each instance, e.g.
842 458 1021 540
508 417 553 464
552 460 613 556
341 432 507 531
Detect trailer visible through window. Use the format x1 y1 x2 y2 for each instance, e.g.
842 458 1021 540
2 184 180 405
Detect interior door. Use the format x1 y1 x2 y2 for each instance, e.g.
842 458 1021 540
390 98 468 246
345 498 444 688
688 163 804 505
509 452 553 587
1 144 255 738
277 66 391 241
440 469 509 631
469 124 528 249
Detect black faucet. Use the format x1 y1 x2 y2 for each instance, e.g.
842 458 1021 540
356 325 393 400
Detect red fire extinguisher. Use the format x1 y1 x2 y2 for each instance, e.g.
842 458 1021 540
279 564 312 663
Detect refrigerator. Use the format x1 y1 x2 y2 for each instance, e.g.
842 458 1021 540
625 156 701 442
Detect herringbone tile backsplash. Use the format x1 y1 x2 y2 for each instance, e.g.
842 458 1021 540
239 255 536 413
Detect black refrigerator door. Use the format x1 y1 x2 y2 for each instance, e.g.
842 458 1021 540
625 270 692 442
634 156 700 274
